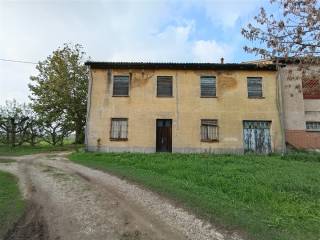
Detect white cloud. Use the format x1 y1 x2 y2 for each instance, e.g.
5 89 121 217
192 40 231 62
109 20 196 62
0 0 241 104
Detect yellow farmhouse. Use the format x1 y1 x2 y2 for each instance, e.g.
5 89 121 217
85 62 284 154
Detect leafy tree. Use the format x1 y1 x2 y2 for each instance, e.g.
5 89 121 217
241 0 320 62
24 109 44 146
0 100 30 147
40 111 71 146
29 43 88 144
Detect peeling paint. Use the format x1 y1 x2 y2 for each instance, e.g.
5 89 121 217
217 75 238 93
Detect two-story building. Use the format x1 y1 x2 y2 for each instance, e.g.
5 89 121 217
84 62 284 154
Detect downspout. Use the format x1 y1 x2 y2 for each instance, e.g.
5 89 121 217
275 60 286 155
175 71 179 130
84 66 93 151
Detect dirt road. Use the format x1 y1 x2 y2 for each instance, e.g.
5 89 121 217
0 153 242 240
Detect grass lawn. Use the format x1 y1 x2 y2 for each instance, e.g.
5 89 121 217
0 144 83 156
0 170 25 239
69 152 320 240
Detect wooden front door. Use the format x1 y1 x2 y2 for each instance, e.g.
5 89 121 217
156 119 172 152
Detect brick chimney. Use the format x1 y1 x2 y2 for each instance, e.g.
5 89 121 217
220 57 224 64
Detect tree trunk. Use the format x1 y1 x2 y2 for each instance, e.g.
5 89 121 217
6 131 9 145
52 132 56 146
75 126 84 144
30 135 36 146
10 118 16 147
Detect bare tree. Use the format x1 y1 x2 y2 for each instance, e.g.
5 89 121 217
241 0 320 62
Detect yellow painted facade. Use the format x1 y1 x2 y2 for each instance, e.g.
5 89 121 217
86 66 283 153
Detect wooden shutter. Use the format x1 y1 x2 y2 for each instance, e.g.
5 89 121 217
201 76 216 97
110 118 128 140
247 77 262 98
157 76 173 97
201 119 218 141
113 76 129 96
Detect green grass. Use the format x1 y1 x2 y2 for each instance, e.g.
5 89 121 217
0 144 83 156
0 170 25 239
69 152 320 240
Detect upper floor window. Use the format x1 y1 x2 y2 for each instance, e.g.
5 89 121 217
201 119 219 141
302 78 320 99
200 76 216 97
110 118 128 140
113 75 129 96
247 77 263 98
306 121 320 131
157 76 173 97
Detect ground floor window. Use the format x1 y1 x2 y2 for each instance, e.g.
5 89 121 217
306 121 320 131
243 121 271 153
110 118 128 140
201 119 218 141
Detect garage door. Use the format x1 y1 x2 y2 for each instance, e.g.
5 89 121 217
243 121 272 154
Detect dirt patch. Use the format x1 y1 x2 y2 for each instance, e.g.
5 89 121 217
4 201 49 240
0 153 244 240
75 171 92 182
0 159 16 163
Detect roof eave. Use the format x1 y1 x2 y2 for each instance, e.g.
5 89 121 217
84 61 277 71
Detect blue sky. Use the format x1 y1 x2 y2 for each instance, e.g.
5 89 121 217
0 0 270 104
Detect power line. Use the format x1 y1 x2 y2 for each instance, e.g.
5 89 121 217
0 58 37 65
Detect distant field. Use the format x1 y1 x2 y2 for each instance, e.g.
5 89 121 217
0 170 25 239
0 144 83 156
69 152 320 240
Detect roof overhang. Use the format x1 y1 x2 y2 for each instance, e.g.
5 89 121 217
85 61 277 71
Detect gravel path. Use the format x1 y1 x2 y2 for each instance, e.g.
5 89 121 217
0 153 243 240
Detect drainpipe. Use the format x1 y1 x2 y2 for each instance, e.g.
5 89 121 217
84 66 93 151
175 71 179 130
276 60 286 155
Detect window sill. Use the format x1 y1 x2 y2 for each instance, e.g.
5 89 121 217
110 138 128 141
112 95 129 97
201 139 219 143
200 96 217 98
248 96 265 99
157 96 174 98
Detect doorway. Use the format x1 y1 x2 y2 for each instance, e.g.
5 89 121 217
156 119 172 152
243 121 272 154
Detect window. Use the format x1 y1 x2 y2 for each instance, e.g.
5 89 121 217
247 77 263 98
200 76 216 97
110 118 128 140
306 121 320 131
201 119 218 141
157 76 173 97
302 78 320 99
113 76 129 96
